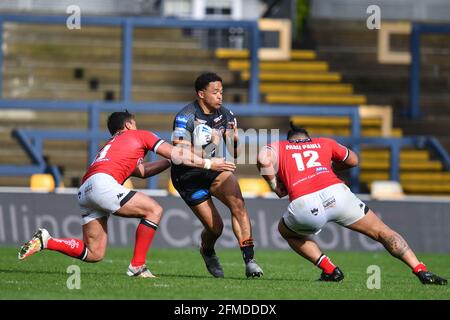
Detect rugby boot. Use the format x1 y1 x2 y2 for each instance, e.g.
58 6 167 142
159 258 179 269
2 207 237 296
200 248 224 278
18 228 50 260
415 271 447 285
245 259 264 278
126 264 156 278
318 266 344 282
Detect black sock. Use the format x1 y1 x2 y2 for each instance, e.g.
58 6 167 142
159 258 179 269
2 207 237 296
201 246 216 257
241 245 254 264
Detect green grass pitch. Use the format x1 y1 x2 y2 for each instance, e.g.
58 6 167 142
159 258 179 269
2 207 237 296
0 247 449 300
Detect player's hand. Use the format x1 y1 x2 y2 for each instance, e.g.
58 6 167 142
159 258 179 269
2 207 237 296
226 119 238 140
274 177 288 198
210 157 236 172
210 129 222 146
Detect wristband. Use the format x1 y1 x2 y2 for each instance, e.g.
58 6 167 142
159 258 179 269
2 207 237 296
269 177 277 191
203 159 212 170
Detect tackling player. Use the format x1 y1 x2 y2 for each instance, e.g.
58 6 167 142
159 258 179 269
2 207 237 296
170 72 263 278
257 122 447 285
18 110 235 278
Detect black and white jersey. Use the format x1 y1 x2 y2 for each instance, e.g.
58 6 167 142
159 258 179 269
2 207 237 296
171 100 237 157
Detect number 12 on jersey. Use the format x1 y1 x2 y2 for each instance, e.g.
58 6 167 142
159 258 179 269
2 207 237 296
292 151 322 171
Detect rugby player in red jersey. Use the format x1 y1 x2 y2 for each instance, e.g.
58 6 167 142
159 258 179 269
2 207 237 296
18 110 235 278
257 122 447 285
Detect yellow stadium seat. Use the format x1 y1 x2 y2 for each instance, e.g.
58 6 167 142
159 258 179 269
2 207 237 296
30 174 55 192
123 179 134 189
370 180 404 200
168 179 179 196
238 178 271 196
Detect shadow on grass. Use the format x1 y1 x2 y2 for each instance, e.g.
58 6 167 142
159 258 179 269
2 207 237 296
159 272 310 282
0 268 118 276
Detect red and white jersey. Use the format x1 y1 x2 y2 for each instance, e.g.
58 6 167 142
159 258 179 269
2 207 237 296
267 137 349 202
82 130 164 184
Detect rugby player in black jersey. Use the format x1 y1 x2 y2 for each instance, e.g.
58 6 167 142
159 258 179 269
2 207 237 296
170 72 263 278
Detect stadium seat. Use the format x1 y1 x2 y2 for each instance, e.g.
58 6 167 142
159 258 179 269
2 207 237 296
30 174 55 192
238 178 271 196
370 180 404 200
123 179 134 189
168 179 179 196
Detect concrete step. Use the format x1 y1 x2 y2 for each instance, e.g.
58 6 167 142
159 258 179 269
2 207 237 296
360 160 442 171
266 93 366 105
261 83 353 94
361 150 430 161
241 71 341 82
0 110 88 127
361 172 450 182
228 60 329 72
401 183 450 194
291 115 381 127
5 43 215 61
5 24 187 40
306 127 403 137
215 48 317 60
2 86 247 103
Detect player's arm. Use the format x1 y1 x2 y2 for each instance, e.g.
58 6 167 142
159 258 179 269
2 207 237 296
331 140 359 172
157 141 235 172
257 146 288 198
224 113 239 159
131 159 171 179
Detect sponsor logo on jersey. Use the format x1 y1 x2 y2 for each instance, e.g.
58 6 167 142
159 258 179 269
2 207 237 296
175 116 188 129
117 193 124 200
316 167 328 172
213 115 223 123
310 208 319 215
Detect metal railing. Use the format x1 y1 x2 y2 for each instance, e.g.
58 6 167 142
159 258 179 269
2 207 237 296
0 101 362 190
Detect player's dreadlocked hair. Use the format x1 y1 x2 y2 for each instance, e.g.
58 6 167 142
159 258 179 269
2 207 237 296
107 109 135 135
195 72 223 93
287 121 311 140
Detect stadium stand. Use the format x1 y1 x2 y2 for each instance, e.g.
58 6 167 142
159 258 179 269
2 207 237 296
308 19 450 152
216 48 367 105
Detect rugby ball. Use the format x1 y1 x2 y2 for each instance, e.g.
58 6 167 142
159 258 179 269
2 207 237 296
193 124 212 147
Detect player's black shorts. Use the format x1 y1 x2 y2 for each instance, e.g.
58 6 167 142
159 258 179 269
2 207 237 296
171 165 221 207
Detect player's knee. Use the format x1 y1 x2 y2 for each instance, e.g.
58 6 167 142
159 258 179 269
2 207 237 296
143 203 163 222
152 203 164 219
209 220 224 238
